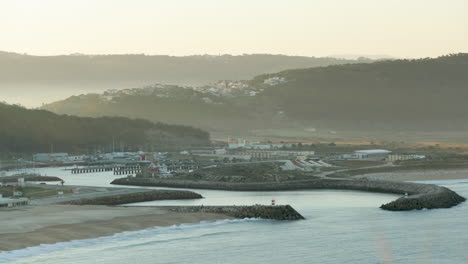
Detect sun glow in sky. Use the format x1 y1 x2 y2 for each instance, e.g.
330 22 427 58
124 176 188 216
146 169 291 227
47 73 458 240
0 0 466 57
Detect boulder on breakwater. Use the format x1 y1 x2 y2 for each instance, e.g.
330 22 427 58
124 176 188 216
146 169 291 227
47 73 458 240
165 205 305 220
61 190 203 205
111 178 466 211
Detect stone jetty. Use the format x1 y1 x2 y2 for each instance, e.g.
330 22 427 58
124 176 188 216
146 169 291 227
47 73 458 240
111 178 466 211
164 205 305 220
60 190 203 206
58 189 305 220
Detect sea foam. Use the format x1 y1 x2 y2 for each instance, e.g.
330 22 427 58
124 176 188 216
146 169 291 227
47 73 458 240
0 218 263 263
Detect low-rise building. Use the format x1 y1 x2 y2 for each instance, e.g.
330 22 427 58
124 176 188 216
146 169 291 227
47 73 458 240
228 139 292 150
68 155 87 162
0 196 29 208
354 149 392 161
387 154 426 162
333 149 392 161
238 150 315 160
33 153 69 163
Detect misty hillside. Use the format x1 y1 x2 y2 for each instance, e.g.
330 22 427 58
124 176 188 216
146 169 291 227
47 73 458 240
0 51 370 86
42 54 468 134
248 53 468 131
0 103 210 153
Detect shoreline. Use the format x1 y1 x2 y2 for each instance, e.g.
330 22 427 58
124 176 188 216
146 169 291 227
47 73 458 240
0 205 231 252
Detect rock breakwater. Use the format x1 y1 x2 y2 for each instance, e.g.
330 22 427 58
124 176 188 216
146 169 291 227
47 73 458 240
165 205 305 220
61 190 203 205
111 178 466 211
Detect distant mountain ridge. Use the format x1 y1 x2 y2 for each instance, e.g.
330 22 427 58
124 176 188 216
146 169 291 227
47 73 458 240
0 51 371 85
328 54 396 60
42 54 468 134
0 51 378 107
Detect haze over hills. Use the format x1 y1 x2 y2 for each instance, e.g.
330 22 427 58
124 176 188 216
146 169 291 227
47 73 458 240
0 102 210 153
328 54 396 60
0 51 373 107
42 54 468 139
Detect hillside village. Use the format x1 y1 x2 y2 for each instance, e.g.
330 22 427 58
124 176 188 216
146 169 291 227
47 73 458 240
98 76 288 104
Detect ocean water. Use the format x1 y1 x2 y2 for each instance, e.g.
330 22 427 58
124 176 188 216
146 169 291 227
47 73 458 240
1 168 468 263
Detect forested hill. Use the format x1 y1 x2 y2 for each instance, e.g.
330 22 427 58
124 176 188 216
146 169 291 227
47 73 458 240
249 53 468 131
42 54 468 134
0 103 210 153
0 51 370 85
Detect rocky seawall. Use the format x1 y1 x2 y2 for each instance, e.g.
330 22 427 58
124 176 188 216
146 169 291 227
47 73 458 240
163 205 305 220
111 178 466 211
60 190 203 206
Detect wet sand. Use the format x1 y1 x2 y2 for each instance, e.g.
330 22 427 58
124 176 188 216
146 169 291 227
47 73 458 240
355 169 468 181
0 205 230 252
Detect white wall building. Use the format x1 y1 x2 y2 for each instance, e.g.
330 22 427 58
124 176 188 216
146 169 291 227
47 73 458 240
387 154 426 162
354 149 392 161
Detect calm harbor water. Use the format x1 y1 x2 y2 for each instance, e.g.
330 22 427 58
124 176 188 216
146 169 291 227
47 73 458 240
1 167 468 264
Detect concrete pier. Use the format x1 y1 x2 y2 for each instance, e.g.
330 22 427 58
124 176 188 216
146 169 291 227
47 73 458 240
71 166 114 174
70 165 141 175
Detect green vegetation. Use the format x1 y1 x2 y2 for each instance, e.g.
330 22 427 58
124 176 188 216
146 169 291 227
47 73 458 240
43 87 248 132
248 53 468 132
0 103 210 153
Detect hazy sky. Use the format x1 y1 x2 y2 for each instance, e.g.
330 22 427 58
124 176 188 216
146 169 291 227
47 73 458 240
1 0 466 58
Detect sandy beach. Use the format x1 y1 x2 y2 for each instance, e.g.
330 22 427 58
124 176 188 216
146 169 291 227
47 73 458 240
355 169 468 181
0 205 230 252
